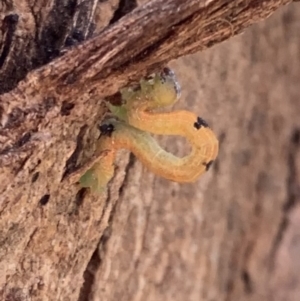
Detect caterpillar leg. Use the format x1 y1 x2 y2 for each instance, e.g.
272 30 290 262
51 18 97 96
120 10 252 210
79 126 116 194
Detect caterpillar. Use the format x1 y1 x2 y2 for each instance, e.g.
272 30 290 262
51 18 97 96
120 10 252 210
80 68 219 193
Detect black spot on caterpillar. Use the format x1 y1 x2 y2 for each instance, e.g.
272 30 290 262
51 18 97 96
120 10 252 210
203 160 214 171
194 117 209 130
98 123 115 137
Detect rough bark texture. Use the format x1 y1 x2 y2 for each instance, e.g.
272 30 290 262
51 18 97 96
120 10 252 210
0 0 299 301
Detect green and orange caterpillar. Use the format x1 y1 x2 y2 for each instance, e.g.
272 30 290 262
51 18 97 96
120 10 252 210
80 68 219 193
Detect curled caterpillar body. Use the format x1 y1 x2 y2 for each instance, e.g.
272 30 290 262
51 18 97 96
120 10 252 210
80 68 219 193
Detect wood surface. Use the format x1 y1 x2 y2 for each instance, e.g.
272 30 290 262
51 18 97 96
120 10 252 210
0 1 299 300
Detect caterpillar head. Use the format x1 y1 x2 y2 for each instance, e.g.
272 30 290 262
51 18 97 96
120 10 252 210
144 67 181 108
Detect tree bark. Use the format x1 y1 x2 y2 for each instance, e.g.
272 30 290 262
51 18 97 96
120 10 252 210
0 1 299 300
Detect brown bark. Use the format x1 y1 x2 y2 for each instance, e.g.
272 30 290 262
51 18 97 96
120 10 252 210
0 0 299 300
